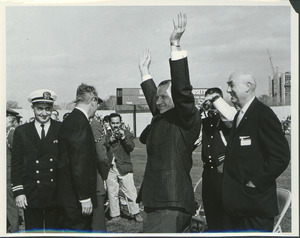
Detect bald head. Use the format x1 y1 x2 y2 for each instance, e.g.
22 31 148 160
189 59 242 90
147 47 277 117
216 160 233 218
226 72 256 108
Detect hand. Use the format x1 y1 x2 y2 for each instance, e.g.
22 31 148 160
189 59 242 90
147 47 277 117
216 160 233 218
119 129 125 138
109 134 117 143
217 163 224 174
246 180 256 188
139 49 151 78
199 98 211 112
170 12 187 45
15 194 27 209
204 93 219 102
81 200 93 215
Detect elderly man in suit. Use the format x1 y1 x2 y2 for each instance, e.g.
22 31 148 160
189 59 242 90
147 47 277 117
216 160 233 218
57 83 100 231
138 13 201 233
11 89 61 231
222 72 290 232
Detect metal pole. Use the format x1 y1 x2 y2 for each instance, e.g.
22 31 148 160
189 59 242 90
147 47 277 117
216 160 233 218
133 105 137 137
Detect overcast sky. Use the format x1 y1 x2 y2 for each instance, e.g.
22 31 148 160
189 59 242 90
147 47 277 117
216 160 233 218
6 4 291 109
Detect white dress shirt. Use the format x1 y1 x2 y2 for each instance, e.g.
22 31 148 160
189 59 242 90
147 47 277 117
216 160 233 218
34 120 51 139
236 96 255 127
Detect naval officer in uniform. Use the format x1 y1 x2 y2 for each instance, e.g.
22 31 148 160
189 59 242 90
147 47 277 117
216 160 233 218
11 89 61 231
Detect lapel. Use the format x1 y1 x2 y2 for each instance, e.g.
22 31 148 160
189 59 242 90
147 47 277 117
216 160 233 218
233 97 258 135
28 121 42 146
230 111 239 138
44 120 56 143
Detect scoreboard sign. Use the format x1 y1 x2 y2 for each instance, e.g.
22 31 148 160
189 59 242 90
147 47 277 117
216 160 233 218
116 87 208 105
116 88 147 105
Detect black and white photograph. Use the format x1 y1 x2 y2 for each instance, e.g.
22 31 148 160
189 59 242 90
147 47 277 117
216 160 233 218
1 0 298 236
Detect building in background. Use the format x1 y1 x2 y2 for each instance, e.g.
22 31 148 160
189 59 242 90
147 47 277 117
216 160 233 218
268 69 291 106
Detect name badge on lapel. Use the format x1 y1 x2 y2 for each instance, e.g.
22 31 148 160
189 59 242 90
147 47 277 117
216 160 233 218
53 140 58 144
239 136 251 146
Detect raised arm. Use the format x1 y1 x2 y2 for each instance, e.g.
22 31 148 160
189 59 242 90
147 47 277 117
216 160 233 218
169 13 197 129
170 12 187 52
139 50 159 116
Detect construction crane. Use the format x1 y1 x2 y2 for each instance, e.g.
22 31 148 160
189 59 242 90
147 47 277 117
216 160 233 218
267 48 276 76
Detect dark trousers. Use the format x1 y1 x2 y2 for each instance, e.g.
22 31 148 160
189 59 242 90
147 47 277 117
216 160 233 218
143 207 191 233
202 168 230 231
227 216 274 232
24 207 59 231
63 207 93 231
92 195 107 232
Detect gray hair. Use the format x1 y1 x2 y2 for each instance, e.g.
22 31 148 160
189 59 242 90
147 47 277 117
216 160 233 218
75 83 98 104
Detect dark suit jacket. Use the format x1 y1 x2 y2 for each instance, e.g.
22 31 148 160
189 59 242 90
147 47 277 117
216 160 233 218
11 119 61 208
222 98 290 217
57 108 97 208
139 57 201 215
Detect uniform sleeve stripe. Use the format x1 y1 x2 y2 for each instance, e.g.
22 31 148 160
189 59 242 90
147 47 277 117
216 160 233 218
12 185 24 191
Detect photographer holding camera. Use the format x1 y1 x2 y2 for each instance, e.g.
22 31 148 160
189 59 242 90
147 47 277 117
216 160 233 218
106 113 143 223
198 87 236 231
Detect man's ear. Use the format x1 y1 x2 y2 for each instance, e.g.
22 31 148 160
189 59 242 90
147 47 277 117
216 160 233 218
245 82 252 92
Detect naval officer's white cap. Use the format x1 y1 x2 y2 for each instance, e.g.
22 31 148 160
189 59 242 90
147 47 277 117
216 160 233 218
28 89 57 104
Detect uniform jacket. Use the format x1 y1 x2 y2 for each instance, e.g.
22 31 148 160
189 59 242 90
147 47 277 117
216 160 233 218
139 57 201 215
106 129 135 176
222 98 290 217
57 108 97 208
202 116 231 169
90 118 109 195
11 119 61 208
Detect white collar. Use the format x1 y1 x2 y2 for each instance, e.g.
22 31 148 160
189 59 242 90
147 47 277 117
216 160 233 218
240 96 255 114
34 119 51 127
75 107 89 120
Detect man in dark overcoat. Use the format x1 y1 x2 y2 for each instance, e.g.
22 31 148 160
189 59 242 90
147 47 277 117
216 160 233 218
222 72 290 231
57 83 99 231
137 13 201 232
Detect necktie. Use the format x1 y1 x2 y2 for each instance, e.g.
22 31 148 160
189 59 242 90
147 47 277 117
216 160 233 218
236 110 244 127
41 124 45 140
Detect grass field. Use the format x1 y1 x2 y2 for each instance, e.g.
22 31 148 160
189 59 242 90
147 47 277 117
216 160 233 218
106 135 292 234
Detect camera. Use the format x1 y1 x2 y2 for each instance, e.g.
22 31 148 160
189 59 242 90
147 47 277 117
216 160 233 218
199 100 212 112
112 128 122 140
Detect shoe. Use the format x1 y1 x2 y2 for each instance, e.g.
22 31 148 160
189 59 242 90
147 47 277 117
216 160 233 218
108 216 120 223
134 213 143 223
